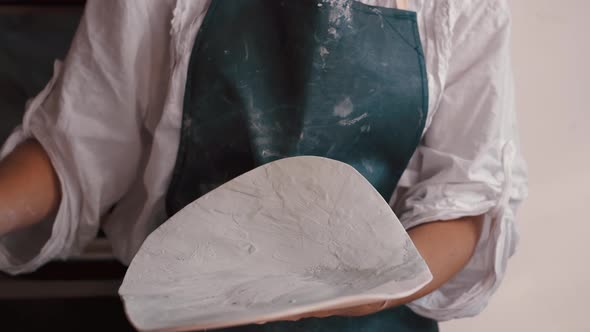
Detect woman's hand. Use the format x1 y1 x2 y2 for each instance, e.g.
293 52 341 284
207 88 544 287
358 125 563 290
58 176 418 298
0 140 61 235
279 215 484 321
279 298 404 322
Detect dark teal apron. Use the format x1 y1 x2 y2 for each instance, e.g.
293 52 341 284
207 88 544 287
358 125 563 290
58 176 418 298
166 0 435 330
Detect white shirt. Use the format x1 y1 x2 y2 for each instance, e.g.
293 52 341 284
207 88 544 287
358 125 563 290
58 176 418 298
0 0 527 322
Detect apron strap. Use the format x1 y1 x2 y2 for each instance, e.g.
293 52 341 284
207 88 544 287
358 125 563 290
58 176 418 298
397 0 409 10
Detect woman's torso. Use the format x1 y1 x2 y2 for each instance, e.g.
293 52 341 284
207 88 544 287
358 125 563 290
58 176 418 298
102 0 451 270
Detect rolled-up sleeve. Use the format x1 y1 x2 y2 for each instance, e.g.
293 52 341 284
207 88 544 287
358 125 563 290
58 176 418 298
0 1 172 274
392 1 528 320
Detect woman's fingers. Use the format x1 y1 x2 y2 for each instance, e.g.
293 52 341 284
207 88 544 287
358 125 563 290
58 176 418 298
279 299 396 322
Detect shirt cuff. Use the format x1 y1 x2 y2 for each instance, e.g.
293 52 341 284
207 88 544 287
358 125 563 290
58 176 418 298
397 142 528 321
0 62 95 275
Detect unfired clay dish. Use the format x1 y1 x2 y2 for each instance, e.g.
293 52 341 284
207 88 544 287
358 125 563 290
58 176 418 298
120 156 431 332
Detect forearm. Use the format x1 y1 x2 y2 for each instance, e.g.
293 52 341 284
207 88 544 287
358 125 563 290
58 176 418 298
355 215 484 315
0 140 61 235
304 215 485 319
401 215 484 301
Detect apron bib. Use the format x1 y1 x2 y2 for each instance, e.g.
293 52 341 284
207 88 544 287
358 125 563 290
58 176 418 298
166 1 435 330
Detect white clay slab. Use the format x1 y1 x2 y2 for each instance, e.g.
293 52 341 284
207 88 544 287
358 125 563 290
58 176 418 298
120 156 431 332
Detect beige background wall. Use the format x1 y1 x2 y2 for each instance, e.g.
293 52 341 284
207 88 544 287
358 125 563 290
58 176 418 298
443 1 590 331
